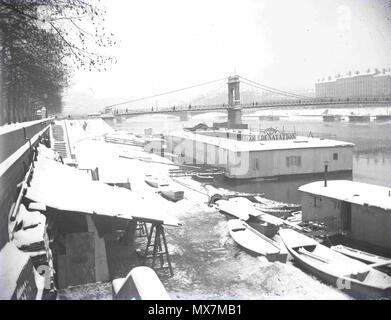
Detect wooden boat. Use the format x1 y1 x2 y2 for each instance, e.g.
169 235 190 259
192 173 214 182
331 245 390 265
254 196 301 212
375 115 391 121
348 115 370 122
247 221 279 238
159 188 184 202
279 228 391 298
215 199 250 221
228 219 287 262
323 114 342 122
144 175 169 188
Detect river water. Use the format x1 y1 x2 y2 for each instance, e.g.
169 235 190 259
111 106 391 204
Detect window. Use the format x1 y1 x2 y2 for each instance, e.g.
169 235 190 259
333 153 338 160
286 156 301 167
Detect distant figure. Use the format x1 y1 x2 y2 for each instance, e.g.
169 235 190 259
152 106 154 111
126 108 128 113
188 105 191 110
83 121 87 131
173 106 176 111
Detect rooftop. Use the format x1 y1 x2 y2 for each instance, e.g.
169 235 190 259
169 130 354 153
298 180 391 211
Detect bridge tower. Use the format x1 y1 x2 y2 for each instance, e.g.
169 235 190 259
227 75 243 128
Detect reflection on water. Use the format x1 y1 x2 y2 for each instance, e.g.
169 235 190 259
111 107 391 204
214 172 353 204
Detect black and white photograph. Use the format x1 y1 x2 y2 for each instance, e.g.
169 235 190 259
0 0 391 304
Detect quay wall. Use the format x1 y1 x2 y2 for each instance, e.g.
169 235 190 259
0 119 51 250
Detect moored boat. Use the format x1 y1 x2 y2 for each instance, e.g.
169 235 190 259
375 115 391 121
279 229 391 298
323 115 342 122
160 188 184 202
331 245 390 265
215 199 250 220
144 175 169 188
348 115 370 122
247 221 279 238
192 173 214 182
228 219 287 262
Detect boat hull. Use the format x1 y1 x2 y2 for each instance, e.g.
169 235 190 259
286 246 391 298
279 229 391 299
145 179 159 188
228 220 287 263
348 115 370 122
323 115 341 122
160 190 184 202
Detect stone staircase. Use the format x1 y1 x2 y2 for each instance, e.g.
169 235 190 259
51 124 69 159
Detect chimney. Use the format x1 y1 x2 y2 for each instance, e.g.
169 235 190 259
324 161 328 187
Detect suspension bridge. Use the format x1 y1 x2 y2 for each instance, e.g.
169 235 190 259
104 75 390 124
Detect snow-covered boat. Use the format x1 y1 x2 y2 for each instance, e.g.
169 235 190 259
144 175 169 188
160 188 184 202
192 173 214 182
331 245 391 265
253 196 301 218
279 229 391 298
215 199 250 220
247 221 279 238
228 219 287 262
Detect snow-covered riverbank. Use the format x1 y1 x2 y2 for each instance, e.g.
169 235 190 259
63 119 349 299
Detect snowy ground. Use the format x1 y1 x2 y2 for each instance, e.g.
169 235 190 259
62 119 350 300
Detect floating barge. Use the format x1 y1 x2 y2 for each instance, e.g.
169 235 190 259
375 115 391 121
166 129 354 179
348 115 371 122
299 180 391 252
322 115 342 122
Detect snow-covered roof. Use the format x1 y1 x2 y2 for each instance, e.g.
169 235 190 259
25 156 179 226
298 180 391 211
374 71 391 78
169 131 354 153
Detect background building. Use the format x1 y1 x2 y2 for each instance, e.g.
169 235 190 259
315 68 391 99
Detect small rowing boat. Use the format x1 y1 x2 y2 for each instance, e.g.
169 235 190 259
160 188 184 202
144 175 169 188
331 245 390 265
215 199 250 220
228 219 287 262
279 228 391 298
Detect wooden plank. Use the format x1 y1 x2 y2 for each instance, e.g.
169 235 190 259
65 232 95 287
86 216 109 282
56 254 67 289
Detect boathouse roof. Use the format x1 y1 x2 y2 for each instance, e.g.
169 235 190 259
298 180 391 211
25 155 180 226
169 131 354 153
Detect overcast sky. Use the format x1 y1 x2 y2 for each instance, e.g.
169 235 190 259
65 0 391 108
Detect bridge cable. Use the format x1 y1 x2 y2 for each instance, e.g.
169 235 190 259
240 80 308 99
240 80 304 99
106 77 228 109
239 76 309 99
